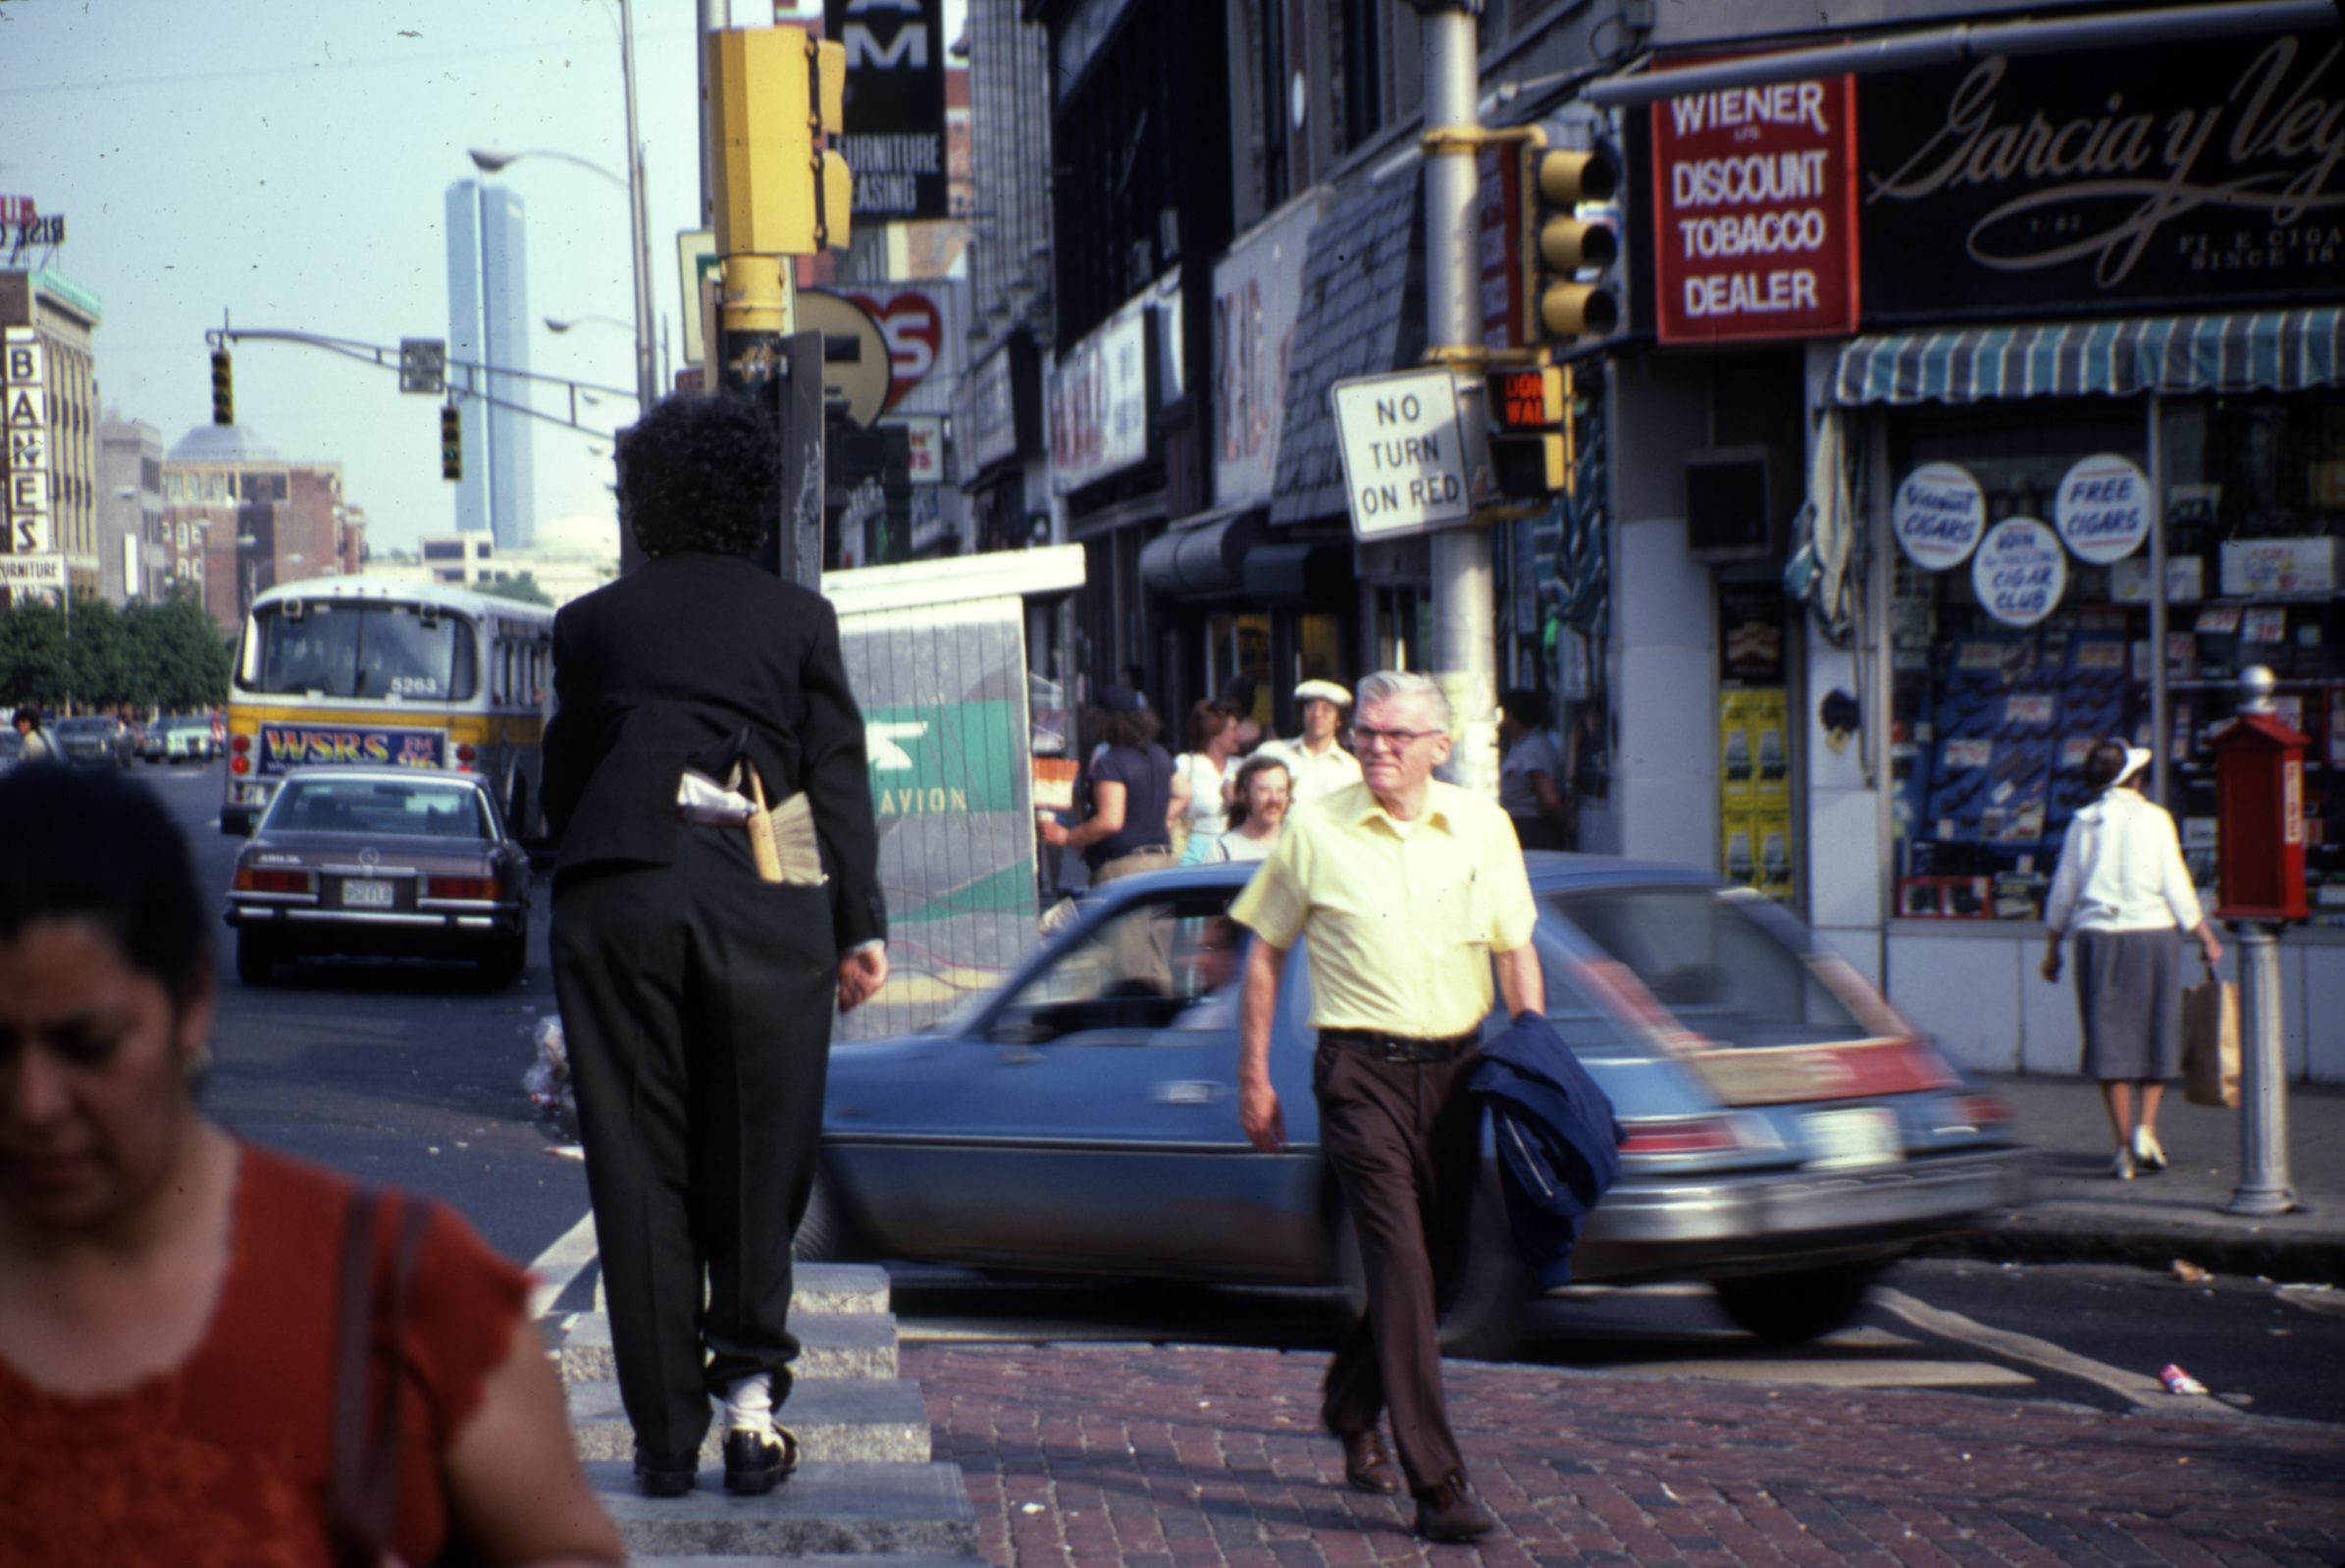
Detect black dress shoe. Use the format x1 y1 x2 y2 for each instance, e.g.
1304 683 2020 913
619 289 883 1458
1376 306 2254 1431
633 1445 698 1498
723 1427 800 1495
1413 1474 1496 1542
1338 1429 1401 1495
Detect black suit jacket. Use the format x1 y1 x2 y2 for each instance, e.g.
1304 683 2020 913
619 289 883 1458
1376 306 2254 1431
541 552 886 950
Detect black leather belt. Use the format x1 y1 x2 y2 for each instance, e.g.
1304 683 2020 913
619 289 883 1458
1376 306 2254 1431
1319 1027 1481 1064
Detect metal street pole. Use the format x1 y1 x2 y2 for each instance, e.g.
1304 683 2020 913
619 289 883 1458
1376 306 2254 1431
2223 664 2299 1217
1421 3 1500 798
619 0 658 576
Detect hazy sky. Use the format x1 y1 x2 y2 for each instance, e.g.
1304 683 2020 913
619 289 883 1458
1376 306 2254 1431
0 0 952 554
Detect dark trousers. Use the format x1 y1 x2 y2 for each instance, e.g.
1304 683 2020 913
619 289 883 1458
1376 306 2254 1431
551 824 839 1453
1314 1038 1483 1492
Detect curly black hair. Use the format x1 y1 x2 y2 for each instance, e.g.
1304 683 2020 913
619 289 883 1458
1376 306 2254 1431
614 392 781 559
1087 704 1161 751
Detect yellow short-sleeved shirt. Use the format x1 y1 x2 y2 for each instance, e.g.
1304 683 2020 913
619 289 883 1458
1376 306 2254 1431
1230 779 1539 1038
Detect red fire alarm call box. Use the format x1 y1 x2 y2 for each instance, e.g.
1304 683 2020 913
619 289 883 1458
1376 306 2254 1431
2211 710 2310 921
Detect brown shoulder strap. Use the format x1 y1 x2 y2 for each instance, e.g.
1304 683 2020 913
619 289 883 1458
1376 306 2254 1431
327 1188 439 1567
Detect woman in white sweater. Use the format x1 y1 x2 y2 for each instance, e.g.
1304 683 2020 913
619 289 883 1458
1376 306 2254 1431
2041 743 2224 1179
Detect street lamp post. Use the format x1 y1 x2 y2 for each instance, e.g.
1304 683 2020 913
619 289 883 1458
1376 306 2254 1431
465 0 658 437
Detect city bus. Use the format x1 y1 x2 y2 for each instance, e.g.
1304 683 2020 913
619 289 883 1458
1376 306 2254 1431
222 580 555 840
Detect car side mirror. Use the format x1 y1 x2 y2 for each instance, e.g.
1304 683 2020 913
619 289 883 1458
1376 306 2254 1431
987 1019 1052 1047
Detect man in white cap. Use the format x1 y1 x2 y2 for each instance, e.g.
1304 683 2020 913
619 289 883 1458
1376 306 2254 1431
1258 679 1362 807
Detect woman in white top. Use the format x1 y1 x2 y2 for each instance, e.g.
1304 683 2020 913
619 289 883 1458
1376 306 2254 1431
1179 755 1291 864
2041 742 2224 1179
1172 701 1245 860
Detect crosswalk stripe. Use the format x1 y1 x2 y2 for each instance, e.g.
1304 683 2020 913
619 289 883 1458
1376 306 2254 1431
526 1209 600 1320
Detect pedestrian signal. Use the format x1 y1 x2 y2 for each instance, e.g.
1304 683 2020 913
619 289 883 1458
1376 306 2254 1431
211 351 234 426
1523 147 1619 341
441 403 462 481
1486 365 1567 497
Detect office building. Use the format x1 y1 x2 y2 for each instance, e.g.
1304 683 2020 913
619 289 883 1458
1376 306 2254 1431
446 181 537 549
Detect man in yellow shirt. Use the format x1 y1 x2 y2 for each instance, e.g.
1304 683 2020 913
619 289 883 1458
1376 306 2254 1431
1230 670 1542 1542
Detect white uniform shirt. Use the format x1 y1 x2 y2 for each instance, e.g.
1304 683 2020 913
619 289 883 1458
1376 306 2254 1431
2043 788 2204 935
1255 736 1362 807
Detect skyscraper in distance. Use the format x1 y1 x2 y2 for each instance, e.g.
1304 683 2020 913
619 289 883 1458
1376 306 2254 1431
445 181 537 549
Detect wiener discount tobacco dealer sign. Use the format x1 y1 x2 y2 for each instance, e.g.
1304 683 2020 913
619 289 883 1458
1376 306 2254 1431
1649 73 1861 345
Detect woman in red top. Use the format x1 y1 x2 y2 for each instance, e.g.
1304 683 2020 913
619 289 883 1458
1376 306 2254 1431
0 763 622 1568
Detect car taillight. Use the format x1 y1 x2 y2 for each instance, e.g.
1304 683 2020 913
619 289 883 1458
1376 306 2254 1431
234 867 312 894
427 875 499 900
1949 1094 2012 1128
230 755 250 775
232 733 250 753
1618 1116 1744 1156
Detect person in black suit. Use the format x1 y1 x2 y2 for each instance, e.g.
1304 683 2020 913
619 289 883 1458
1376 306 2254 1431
542 392 887 1499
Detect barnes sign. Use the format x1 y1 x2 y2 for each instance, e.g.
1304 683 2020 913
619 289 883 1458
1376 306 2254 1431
1858 30 2344 322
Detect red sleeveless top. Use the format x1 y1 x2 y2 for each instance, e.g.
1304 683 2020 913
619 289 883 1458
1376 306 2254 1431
0 1144 530 1568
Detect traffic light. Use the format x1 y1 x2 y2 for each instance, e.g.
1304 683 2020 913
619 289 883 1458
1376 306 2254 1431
210 350 234 425
441 402 462 481
707 26 852 256
1486 364 1568 497
1523 146 1619 341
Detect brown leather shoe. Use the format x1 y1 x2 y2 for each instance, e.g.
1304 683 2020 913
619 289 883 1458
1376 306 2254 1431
1339 1428 1400 1495
1413 1473 1496 1542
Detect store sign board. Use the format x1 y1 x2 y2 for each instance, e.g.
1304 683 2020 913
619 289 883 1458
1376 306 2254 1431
885 414 946 483
824 0 949 221
1329 369 1473 541
842 287 949 413
3 325 49 557
1892 461 1986 569
0 552 64 591
1650 71 1860 344
2055 453 2150 564
1214 192 1324 505
1972 516 2067 628
1049 303 1152 496
2220 536 2338 596
1858 29 2345 320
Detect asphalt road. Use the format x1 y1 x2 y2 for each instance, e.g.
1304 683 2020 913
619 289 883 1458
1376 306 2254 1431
159 758 590 1270
162 757 2345 1431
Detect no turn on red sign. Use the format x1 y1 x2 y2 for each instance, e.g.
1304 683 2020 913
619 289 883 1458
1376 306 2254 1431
1329 369 1476 542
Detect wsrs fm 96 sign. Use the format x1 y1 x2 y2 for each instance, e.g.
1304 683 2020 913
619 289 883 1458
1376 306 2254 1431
1651 71 1859 344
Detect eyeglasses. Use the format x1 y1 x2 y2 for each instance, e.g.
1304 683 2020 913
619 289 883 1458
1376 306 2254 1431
1348 724 1444 752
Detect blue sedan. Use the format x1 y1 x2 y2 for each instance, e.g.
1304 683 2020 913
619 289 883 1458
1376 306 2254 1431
804 855 2033 1357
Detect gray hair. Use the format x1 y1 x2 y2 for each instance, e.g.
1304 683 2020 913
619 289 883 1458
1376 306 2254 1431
1356 670 1453 733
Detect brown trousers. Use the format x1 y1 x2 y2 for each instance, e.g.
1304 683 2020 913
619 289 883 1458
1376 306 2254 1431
1314 1037 1483 1492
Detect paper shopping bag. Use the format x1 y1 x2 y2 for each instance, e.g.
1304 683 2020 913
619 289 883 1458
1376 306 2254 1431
2181 969 2239 1109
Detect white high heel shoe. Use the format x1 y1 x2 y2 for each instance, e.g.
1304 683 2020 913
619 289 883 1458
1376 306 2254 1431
2131 1125 2166 1172
2110 1146 2136 1180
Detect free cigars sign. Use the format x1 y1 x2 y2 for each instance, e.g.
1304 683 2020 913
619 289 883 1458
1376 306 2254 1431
1650 67 1860 344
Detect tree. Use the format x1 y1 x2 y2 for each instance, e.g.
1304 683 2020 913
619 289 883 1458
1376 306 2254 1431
478 572 554 607
0 599 67 709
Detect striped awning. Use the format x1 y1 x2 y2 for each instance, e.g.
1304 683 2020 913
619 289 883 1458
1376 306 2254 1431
1830 309 2345 406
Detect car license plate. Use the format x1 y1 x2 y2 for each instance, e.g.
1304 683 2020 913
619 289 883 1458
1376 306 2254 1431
341 878 395 910
1801 1107 1902 1171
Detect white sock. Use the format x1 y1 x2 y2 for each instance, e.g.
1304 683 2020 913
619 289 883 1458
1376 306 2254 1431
723 1372 774 1437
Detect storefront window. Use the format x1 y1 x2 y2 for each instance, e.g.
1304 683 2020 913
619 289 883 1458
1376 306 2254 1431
1889 401 2149 920
2163 393 2345 910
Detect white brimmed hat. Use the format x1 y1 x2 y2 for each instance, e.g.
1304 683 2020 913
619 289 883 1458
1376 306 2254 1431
1293 679 1352 707
2115 745 2152 787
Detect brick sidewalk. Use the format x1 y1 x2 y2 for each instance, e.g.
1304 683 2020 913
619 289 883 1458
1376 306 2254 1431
905 1343 2345 1568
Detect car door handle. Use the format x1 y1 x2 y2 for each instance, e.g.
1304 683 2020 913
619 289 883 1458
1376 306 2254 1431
1151 1080 1225 1106
996 1045 1044 1065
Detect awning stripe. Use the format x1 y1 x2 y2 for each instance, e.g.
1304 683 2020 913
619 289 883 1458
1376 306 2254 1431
1833 309 2345 405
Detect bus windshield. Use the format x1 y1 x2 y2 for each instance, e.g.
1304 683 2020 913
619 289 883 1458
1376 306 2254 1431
244 601 479 702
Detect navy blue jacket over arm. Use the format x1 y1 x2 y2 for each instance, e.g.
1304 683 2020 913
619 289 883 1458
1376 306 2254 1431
1470 1012 1624 1288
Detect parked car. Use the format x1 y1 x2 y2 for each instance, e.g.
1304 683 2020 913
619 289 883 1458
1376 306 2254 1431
224 765 531 987
802 856 2034 1357
145 714 221 764
0 730 20 772
50 714 136 769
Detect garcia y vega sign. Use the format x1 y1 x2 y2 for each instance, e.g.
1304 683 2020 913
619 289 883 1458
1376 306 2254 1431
1858 27 2344 320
